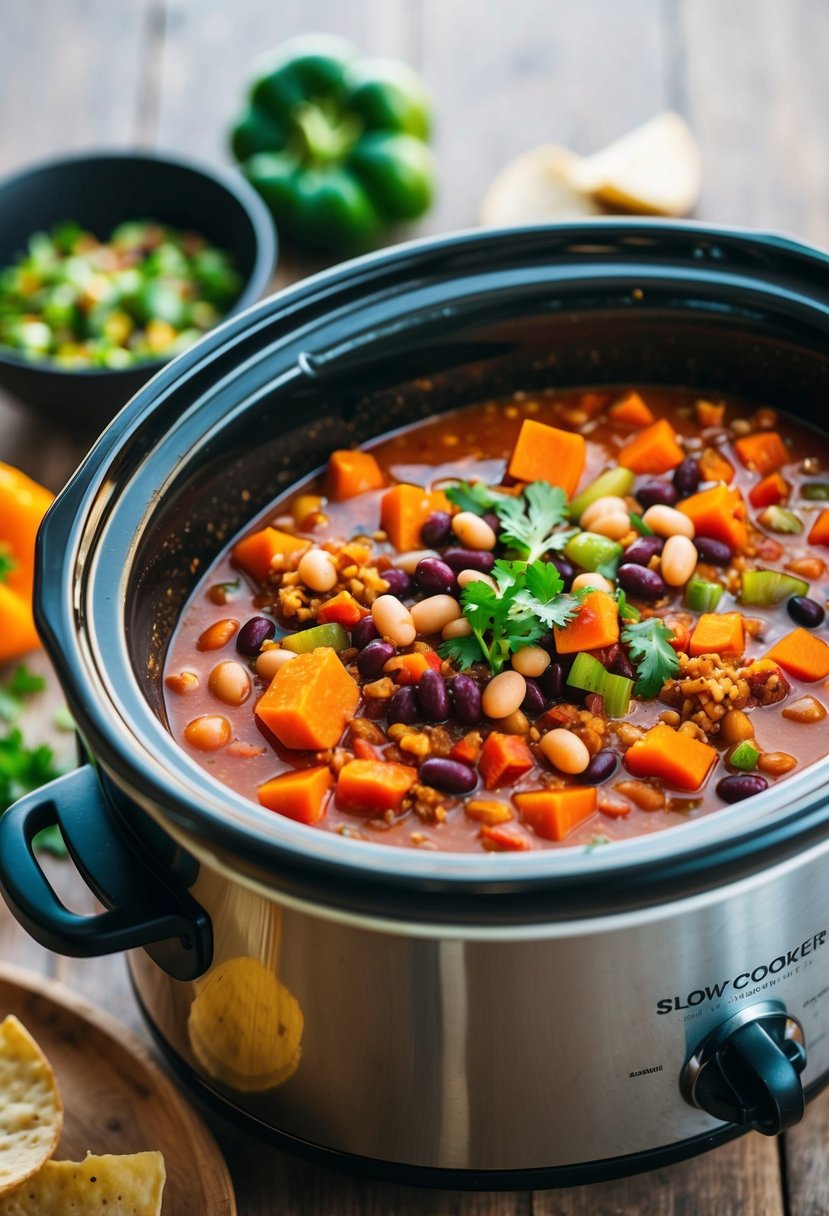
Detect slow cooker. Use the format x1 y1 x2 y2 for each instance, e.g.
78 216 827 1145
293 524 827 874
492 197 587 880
2 222 829 1188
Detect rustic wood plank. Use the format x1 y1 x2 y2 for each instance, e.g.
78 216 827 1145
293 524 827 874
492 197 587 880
533 1133 784 1215
679 0 829 245
782 1084 829 1216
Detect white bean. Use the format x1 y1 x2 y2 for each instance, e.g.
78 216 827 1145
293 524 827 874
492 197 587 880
452 511 497 550
511 646 552 677
442 617 473 640
255 647 296 680
393 549 440 574
642 504 695 539
372 594 417 646
571 572 614 593
208 660 251 706
581 496 629 530
410 594 462 634
457 568 497 590
661 534 698 586
482 670 527 718
589 510 632 540
298 547 338 592
540 728 590 774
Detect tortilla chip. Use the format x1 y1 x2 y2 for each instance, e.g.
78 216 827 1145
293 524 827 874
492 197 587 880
188 956 303 1092
480 144 603 226
0 1151 165 1215
0 1016 63 1197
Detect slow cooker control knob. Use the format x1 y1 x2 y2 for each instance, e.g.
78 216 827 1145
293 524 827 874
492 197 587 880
681 1000 806 1135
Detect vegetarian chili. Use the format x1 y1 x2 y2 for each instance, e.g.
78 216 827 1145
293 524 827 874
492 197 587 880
164 388 829 853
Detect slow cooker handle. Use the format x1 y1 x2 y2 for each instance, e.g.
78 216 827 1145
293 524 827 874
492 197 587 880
0 765 212 981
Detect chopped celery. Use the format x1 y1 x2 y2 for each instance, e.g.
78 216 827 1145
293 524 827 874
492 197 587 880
567 652 632 717
628 512 654 536
730 740 760 771
685 578 724 612
281 622 349 653
802 483 829 501
568 467 635 521
565 531 623 579
741 569 809 606
758 505 803 534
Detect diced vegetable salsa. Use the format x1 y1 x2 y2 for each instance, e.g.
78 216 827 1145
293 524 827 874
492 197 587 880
164 390 829 853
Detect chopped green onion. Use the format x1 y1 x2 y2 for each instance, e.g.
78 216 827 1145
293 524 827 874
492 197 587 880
281 622 349 653
567 652 632 718
758 505 803 534
627 512 654 536
802 483 829 501
568 467 635 521
564 532 623 579
730 740 760 771
685 578 724 613
741 569 809 606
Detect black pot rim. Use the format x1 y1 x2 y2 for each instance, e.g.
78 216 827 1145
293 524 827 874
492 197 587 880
34 219 829 919
0 146 277 379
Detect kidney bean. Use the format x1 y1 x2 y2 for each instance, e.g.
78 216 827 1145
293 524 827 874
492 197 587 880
419 757 478 794
421 510 453 548
417 669 450 720
382 568 413 597
547 554 575 589
415 556 458 594
623 535 664 566
580 749 619 784
717 774 769 803
387 686 419 726
521 678 546 716
617 563 667 600
351 616 379 649
483 511 501 535
788 596 826 629
673 457 701 498
443 548 495 574
693 536 731 565
357 639 396 678
538 662 564 700
451 673 482 725
637 481 679 510
236 615 276 656
610 650 636 681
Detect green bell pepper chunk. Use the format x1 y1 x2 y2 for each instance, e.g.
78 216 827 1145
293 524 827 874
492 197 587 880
231 36 435 251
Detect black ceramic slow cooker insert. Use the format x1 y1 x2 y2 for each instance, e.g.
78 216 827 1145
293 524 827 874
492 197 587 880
2 222 829 1187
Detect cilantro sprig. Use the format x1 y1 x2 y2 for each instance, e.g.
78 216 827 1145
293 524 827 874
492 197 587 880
0 663 67 855
494 482 575 563
444 481 506 515
0 546 16 584
621 617 680 697
440 558 581 675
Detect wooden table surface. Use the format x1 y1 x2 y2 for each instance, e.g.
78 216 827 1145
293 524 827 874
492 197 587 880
1 2 829 1212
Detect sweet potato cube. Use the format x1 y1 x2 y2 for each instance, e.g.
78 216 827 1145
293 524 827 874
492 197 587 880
624 723 717 791
515 787 597 841
380 484 453 552
689 612 745 658
257 766 333 824
327 450 385 500
507 419 586 497
808 509 829 547
765 628 829 682
617 418 684 474
336 759 417 813
232 526 308 583
553 590 620 654
608 391 654 428
255 647 360 749
678 484 748 553
734 431 790 476
479 732 534 789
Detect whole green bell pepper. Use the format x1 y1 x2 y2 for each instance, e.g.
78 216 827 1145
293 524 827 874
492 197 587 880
230 35 436 252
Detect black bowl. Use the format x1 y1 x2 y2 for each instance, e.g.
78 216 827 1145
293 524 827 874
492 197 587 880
0 149 277 427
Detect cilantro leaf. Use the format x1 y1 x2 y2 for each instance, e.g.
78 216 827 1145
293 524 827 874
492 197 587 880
514 590 582 630
33 824 68 858
495 482 573 562
0 729 62 813
438 634 486 670
509 560 579 629
621 617 680 698
0 664 46 722
0 545 16 583
524 561 563 603
444 481 504 515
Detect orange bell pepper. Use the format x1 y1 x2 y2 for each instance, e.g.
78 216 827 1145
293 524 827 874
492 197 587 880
0 462 54 662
